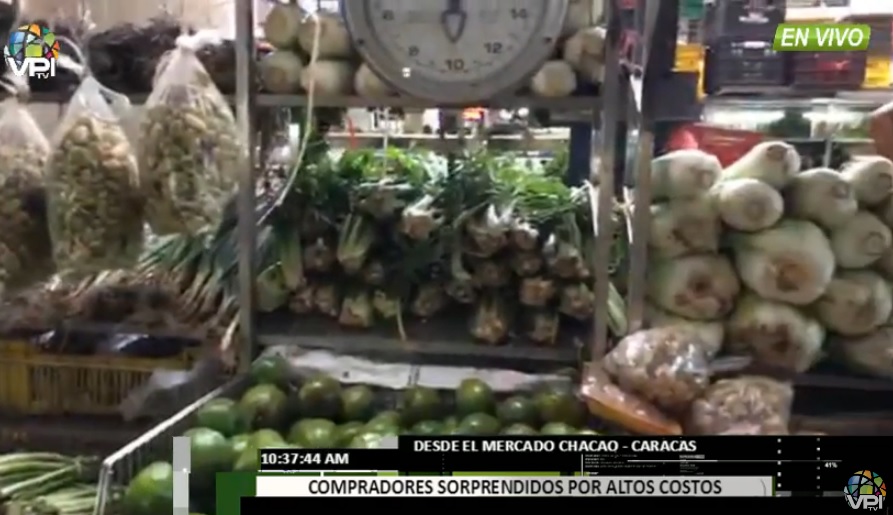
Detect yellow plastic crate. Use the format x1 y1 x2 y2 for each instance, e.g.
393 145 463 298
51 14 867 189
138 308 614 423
864 56 891 89
674 43 704 72
0 341 192 415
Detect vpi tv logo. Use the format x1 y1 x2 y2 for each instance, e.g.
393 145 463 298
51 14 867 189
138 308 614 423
3 24 59 78
846 471 886 510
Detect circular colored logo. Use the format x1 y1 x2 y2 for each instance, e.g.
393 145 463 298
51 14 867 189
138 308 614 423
3 24 59 66
845 470 886 504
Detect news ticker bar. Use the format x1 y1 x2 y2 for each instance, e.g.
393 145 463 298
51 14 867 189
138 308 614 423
211 470 857 515
258 435 866 486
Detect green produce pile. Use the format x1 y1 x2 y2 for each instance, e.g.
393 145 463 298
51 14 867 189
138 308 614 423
641 143 893 381
0 136 626 354
0 452 103 515
122 355 600 515
136 145 627 353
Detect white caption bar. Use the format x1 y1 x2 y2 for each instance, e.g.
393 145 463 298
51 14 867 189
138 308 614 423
256 476 773 497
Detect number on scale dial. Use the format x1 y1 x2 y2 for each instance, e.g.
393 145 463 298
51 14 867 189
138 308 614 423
343 0 568 103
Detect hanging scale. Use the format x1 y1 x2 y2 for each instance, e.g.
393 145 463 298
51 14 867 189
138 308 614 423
342 0 569 104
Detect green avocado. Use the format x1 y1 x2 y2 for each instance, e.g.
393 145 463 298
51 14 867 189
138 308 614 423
250 429 285 447
195 398 244 437
366 411 401 434
122 462 173 515
455 379 495 416
456 413 500 435
501 423 537 435
534 389 585 426
288 419 337 448
335 422 365 446
233 446 259 472
298 376 342 419
183 428 233 487
349 432 384 449
250 355 289 386
496 396 538 426
341 385 376 422
400 386 442 425
229 434 252 458
410 420 444 435
441 416 459 434
238 384 287 430
540 422 576 435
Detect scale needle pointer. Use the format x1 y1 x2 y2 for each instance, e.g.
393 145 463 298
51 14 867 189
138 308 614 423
440 0 467 43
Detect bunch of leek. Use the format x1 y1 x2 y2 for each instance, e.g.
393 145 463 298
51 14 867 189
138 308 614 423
130 138 628 356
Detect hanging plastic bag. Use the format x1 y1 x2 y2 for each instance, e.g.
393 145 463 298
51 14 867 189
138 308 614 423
46 47 144 275
139 30 243 236
579 363 682 435
602 327 711 413
686 376 793 435
0 89 55 295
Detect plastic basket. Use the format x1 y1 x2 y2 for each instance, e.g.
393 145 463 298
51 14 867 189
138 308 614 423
791 51 868 90
705 0 786 41
674 43 704 72
668 123 765 167
0 413 150 454
0 341 193 415
703 38 789 94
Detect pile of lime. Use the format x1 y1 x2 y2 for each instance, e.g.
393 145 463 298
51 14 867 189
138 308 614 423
122 355 595 515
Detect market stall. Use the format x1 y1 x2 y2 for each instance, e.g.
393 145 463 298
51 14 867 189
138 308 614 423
0 0 628 512
0 0 892 511
2 1 618 365
0 0 621 447
618 0 893 414
217 0 619 375
81 2 797 512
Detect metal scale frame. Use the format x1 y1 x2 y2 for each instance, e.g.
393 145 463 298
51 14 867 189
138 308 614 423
230 0 631 372
341 0 568 104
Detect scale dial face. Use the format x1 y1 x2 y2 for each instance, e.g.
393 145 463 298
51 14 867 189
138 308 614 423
343 0 568 104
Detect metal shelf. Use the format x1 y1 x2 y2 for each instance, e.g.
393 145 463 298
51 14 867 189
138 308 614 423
255 94 601 110
229 0 621 372
0 413 151 455
702 90 893 110
785 137 873 144
24 92 600 112
323 132 570 151
255 314 580 372
0 320 199 341
620 0 674 334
